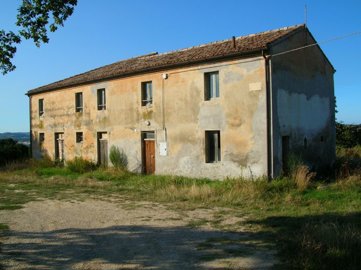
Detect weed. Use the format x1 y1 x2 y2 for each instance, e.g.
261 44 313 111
109 146 128 170
0 223 9 230
66 157 97 173
292 165 316 191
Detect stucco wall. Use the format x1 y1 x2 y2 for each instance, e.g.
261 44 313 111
270 28 336 176
30 57 268 179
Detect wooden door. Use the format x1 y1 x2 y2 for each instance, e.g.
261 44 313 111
99 139 108 166
144 140 155 174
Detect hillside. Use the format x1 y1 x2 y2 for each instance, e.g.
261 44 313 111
0 132 30 145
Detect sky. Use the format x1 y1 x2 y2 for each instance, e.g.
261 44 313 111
0 0 360 132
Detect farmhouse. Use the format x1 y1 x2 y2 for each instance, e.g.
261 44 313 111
27 24 335 179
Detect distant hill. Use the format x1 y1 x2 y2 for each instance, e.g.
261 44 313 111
0 132 30 145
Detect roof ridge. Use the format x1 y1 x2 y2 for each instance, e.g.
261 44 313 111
156 24 305 56
27 24 306 95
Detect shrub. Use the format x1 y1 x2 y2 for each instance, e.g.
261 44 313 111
0 138 29 167
335 146 361 178
109 146 128 170
66 157 97 173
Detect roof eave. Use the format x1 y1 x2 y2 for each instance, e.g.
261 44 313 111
26 48 266 96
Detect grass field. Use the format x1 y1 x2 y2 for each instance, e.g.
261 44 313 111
0 147 360 269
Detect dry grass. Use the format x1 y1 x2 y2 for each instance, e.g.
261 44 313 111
155 184 214 202
292 165 316 191
299 222 361 269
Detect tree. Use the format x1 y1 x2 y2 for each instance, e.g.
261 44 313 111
0 0 77 75
0 138 29 166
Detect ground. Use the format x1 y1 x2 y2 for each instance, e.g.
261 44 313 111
0 198 276 270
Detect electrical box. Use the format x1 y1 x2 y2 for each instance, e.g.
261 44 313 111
159 142 167 156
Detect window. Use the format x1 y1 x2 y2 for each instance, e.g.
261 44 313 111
97 88 106 110
141 81 153 106
39 133 45 147
205 131 221 163
76 132 83 143
39 99 44 116
75 92 83 112
204 71 219 100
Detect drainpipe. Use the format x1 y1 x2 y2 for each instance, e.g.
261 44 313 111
28 95 33 158
263 51 274 179
161 73 168 141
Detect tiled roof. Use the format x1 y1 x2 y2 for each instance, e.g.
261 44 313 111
27 24 305 95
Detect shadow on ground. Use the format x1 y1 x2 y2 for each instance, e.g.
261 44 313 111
247 212 361 270
0 225 275 270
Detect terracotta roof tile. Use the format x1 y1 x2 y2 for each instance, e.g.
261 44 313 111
27 24 304 95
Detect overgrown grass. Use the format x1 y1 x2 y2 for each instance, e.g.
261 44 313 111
0 151 360 269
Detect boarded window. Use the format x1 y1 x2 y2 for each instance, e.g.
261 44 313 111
39 99 44 116
97 89 106 110
141 81 153 106
205 131 221 163
76 132 83 143
204 71 219 100
75 92 83 112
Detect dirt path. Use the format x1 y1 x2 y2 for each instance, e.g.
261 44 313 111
0 199 276 269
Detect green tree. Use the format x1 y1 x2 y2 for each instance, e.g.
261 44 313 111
0 0 77 75
0 138 29 166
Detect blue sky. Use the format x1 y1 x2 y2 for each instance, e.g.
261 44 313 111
0 0 360 132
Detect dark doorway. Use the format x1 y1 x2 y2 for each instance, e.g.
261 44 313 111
54 132 64 161
282 136 290 175
142 131 155 174
97 132 108 166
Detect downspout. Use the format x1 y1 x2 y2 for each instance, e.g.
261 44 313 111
28 95 33 158
263 50 274 179
161 73 168 142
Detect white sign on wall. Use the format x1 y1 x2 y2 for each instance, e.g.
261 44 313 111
159 142 168 156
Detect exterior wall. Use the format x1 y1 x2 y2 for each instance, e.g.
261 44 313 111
30 57 268 179
270 29 336 176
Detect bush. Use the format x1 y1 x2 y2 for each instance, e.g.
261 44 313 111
109 146 128 170
0 138 29 167
335 146 361 178
336 122 361 148
66 157 97 173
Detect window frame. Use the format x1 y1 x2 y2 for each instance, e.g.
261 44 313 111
76 132 83 143
38 98 44 116
97 88 106 110
204 71 219 100
75 92 83 112
205 130 221 163
141 81 153 107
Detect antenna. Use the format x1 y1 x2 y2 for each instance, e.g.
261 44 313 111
304 4 308 26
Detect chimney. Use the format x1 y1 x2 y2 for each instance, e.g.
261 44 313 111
232 36 236 49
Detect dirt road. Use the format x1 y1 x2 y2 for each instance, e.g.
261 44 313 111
0 199 276 269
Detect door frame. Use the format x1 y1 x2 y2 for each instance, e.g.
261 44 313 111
54 132 64 161
141 131 155 174
97 132 108 166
